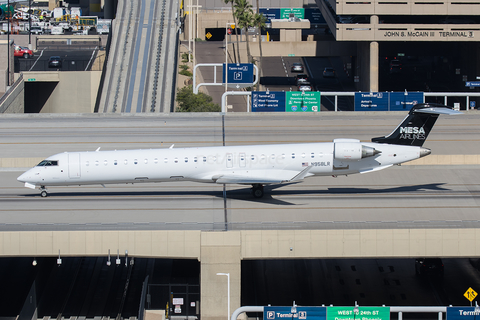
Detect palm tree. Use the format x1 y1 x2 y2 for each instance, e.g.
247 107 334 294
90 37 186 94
224 0 241 63
234 0 255 64
253 9 267 90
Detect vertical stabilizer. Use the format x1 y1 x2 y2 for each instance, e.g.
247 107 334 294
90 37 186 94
371 103 462 146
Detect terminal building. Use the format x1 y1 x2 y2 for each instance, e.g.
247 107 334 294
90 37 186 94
188 0 480 92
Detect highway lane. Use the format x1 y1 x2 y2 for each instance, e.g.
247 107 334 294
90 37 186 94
0 112 479 232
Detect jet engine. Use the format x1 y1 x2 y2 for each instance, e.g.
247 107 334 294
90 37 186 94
334 140 380 161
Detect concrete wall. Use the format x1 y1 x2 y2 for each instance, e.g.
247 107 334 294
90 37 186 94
0 75 25 113
1 228 480 320
0 39 15 94
21 71 102 113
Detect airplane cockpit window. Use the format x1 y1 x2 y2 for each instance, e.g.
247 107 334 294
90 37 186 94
37 160 59 166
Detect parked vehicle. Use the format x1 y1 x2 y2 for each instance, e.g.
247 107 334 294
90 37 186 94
14 45 33 59
51 26 64 35
30 26 43 35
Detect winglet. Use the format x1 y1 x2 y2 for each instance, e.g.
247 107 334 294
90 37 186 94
95 147 101 152
169 144 175 149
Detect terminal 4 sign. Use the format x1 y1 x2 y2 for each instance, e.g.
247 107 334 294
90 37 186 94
354 92 424 111
223 63 255 89
447 307 480 320
264 306 326 320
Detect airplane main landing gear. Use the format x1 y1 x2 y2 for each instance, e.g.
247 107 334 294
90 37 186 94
251 184 264 198
40 186 48 198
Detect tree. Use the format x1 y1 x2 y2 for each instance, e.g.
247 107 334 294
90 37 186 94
234 0 254 64
176 85 221 112
224 0 241 63
253 8 267 90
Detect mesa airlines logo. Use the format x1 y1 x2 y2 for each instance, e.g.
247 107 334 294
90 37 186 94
400 127 425 134
399 126 426 140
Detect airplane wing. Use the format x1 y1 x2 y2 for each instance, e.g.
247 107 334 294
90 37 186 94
210 166 314 185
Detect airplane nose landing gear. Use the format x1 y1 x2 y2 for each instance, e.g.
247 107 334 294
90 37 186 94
251 184 264 198
40 186 48 198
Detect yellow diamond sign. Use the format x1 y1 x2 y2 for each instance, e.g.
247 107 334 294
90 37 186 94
464 287 478 302
206 32 212 39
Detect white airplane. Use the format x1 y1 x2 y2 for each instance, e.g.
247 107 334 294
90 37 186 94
18 103 461 198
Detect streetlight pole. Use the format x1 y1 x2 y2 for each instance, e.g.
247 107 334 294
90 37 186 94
217 272 230 320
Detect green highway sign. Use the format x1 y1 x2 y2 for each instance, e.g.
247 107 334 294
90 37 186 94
286 91 320 112
280 8 305 19
327 307 390 320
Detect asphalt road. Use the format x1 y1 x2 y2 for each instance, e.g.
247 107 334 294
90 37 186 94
0 112 479 232
15 48 98 72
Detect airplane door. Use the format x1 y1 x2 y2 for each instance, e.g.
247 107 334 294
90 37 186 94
226 153 233 168
68 153 81 178
239 153 246 167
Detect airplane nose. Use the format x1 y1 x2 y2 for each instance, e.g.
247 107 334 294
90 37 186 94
419 147 431 158
17 173 26 182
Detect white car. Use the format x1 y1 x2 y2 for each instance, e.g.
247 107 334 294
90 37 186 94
30 26 44 35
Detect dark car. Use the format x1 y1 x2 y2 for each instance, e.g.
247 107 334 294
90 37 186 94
415 258 444 276
291 63 304 73
48 56 62 68
295 73 308 86
323 67 336 78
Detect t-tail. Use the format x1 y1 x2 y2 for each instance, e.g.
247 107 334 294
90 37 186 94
371 103 462 146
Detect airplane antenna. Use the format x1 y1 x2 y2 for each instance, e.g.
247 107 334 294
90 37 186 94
169 144 175 149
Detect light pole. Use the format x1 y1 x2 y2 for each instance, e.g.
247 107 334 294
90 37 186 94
225 23 235 109
217 272 230 320
353 301 359 320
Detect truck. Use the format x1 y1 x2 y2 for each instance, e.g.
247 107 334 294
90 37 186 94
70 7 82 19
51 26 64 35
96 19 111 34
53 7 66 19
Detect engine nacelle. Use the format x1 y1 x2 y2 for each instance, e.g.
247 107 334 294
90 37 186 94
334 142 379 161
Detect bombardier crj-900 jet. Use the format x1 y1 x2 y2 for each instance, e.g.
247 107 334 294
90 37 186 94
18 104 461 198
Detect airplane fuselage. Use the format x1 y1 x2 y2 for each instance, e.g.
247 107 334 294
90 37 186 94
17 140 425 188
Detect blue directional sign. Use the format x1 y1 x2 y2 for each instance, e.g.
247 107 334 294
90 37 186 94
259 8 280 23
223 63 255 89
354 92 389 111
252 91 286 112
466 81 480 87
389 92 424 111
447 307 480 320
470 101 476 109
264 306 326 320
305 8 326 24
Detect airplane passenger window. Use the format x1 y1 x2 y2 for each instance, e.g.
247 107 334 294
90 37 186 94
292 153 295 159
203 156 206 162
185 157 188 163
86 161 89 166
144 159 148 164
134 159 138 165
311 153 315 158
95 161 99 166
114 160 118 165
302 153 305 158
104 160 108 166
271 154 275 160
260 154 265 160
282 154 286 159
154 158 158 164
124 159 128 165
174 158 178 163
251 155 255 160
194 157 198 162
164 158 168 163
